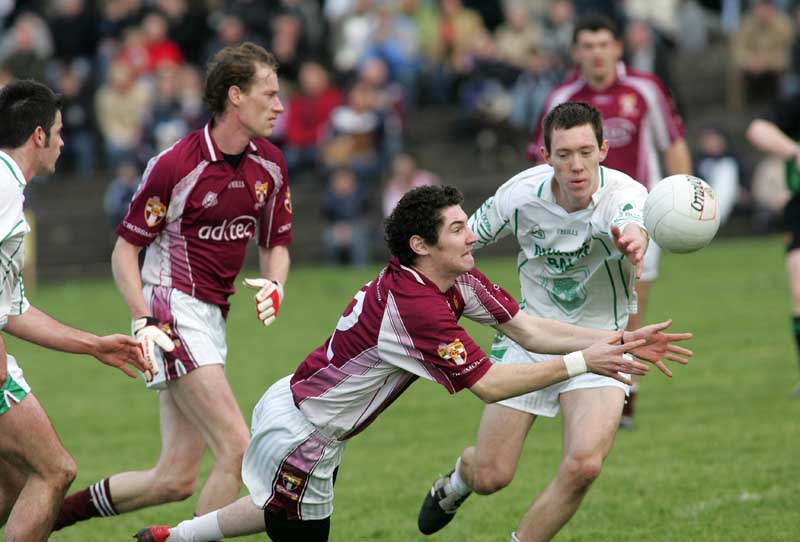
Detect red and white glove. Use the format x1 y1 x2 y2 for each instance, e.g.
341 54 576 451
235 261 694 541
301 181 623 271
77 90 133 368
132 317 175 382
243 278 284 327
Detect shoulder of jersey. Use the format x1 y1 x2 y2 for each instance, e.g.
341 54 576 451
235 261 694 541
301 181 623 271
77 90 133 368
505 164 553 202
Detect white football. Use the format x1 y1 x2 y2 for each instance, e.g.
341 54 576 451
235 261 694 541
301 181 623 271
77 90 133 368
644 175 720 253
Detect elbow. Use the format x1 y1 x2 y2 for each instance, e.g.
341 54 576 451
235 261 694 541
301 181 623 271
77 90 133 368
745 119 766 146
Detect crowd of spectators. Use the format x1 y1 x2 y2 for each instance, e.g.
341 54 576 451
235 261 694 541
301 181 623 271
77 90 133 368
2 0 798 264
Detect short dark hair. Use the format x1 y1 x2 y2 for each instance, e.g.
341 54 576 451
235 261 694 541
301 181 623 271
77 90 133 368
542 102 603 153
385 185 464 266
0 80 62 149
203 42 279 115
572 14 620 43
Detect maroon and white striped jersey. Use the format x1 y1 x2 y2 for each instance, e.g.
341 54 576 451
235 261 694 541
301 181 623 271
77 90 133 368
117 123 292 314
290 258 519 440
528 63 685 190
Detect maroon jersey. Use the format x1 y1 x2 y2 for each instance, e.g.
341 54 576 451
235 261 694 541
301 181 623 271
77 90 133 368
290 259 519 440
117 123 292 313
528 63 685 189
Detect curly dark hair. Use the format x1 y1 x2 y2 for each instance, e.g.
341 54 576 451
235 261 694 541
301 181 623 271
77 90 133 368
203 42 279 116
0 80 62 149
385 185 464 266
542 102 603 154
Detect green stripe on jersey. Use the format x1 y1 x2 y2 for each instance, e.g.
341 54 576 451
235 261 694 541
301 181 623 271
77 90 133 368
0 155 22 186
601 261 620 330
0 219 24 244
616 258 630 299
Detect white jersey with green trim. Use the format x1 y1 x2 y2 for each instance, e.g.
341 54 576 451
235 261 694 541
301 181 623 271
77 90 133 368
0 150 30 330
469 164 647 330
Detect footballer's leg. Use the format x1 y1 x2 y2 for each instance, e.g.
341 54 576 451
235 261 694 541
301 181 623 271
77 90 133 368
786 248 800 397
513 387 624 542
0 455 26 525
54 388 207 529
167 364 250 514
0 393 77 540
418 403 535 534
135 496 331 542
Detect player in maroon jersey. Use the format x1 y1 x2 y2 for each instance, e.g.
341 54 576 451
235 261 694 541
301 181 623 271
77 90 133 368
527 15 692 427
132 185 691 542
53 43 293 531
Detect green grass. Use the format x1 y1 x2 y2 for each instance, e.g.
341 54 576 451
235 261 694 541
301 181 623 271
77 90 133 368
3 236 800 541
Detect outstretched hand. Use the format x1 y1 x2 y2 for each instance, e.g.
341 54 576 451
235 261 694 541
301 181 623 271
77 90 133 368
582 332 650 385
91 334 149 378
626 319 693 377
611 224 647 279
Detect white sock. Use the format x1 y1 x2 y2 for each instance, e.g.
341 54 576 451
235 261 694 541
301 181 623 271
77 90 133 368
169 511 224 542
511 532 521 542
449 457 471 496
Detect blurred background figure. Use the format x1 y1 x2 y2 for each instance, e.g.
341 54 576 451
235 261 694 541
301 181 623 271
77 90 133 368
103 157 141 228
283 60 343 179
694 125 743 226
95 57 151 167
382 152 439 218
728 0 794 111
322 166 371 266
54 60 96 177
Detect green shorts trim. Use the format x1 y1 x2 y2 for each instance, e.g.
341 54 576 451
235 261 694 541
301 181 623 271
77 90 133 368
1 374 29 415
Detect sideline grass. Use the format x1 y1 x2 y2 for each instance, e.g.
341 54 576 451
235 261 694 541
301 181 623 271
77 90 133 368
3 236 799 541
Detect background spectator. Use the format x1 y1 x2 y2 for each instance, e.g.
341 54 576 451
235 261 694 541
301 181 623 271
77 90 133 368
322 166 371 266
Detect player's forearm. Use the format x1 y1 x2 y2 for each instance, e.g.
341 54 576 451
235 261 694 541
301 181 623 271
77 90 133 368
496 312 612 355
746 119 799 159
259 245 290 285
664 139 692 176
5 307 101 356
111 238 149 318
469 358 569 403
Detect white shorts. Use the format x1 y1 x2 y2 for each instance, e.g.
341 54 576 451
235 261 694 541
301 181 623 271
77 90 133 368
0 354 31 415
492 334 629 418
641 239 661 282
142 285 227 390
243 376 346 521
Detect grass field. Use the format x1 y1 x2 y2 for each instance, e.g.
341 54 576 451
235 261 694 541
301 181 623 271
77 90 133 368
3 235 800 541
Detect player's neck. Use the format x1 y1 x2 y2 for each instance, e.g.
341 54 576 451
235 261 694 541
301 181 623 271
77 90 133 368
210 114 251 155
1 147 34 183
412 262 456 293
585 71 615 91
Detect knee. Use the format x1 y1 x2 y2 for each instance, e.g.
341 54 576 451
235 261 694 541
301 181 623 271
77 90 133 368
44 452 77 492
152 470 198 503
471 462 514 496
559 454 603 493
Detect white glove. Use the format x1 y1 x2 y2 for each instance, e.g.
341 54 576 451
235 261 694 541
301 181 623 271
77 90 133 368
243 278 284 327
132 317 175 382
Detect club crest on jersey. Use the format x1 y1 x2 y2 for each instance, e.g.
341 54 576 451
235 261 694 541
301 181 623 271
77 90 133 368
438 339 467 366
619 93 639 117
202 191 218 208
255 180 269 205
277 471 303 499
144 197 166 228
530 223 545 240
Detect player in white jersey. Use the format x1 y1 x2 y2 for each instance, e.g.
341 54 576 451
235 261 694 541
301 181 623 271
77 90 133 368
133 185 691 542
417 103 691 542
0 80 146 541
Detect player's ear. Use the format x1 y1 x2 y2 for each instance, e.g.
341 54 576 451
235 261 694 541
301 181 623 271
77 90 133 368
228 85 242 107
409 235 430 257
540 145 551 164
32 126 46 148
599 140 609 162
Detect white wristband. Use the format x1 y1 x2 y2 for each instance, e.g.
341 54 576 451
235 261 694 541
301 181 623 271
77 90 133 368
564 351 587 378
